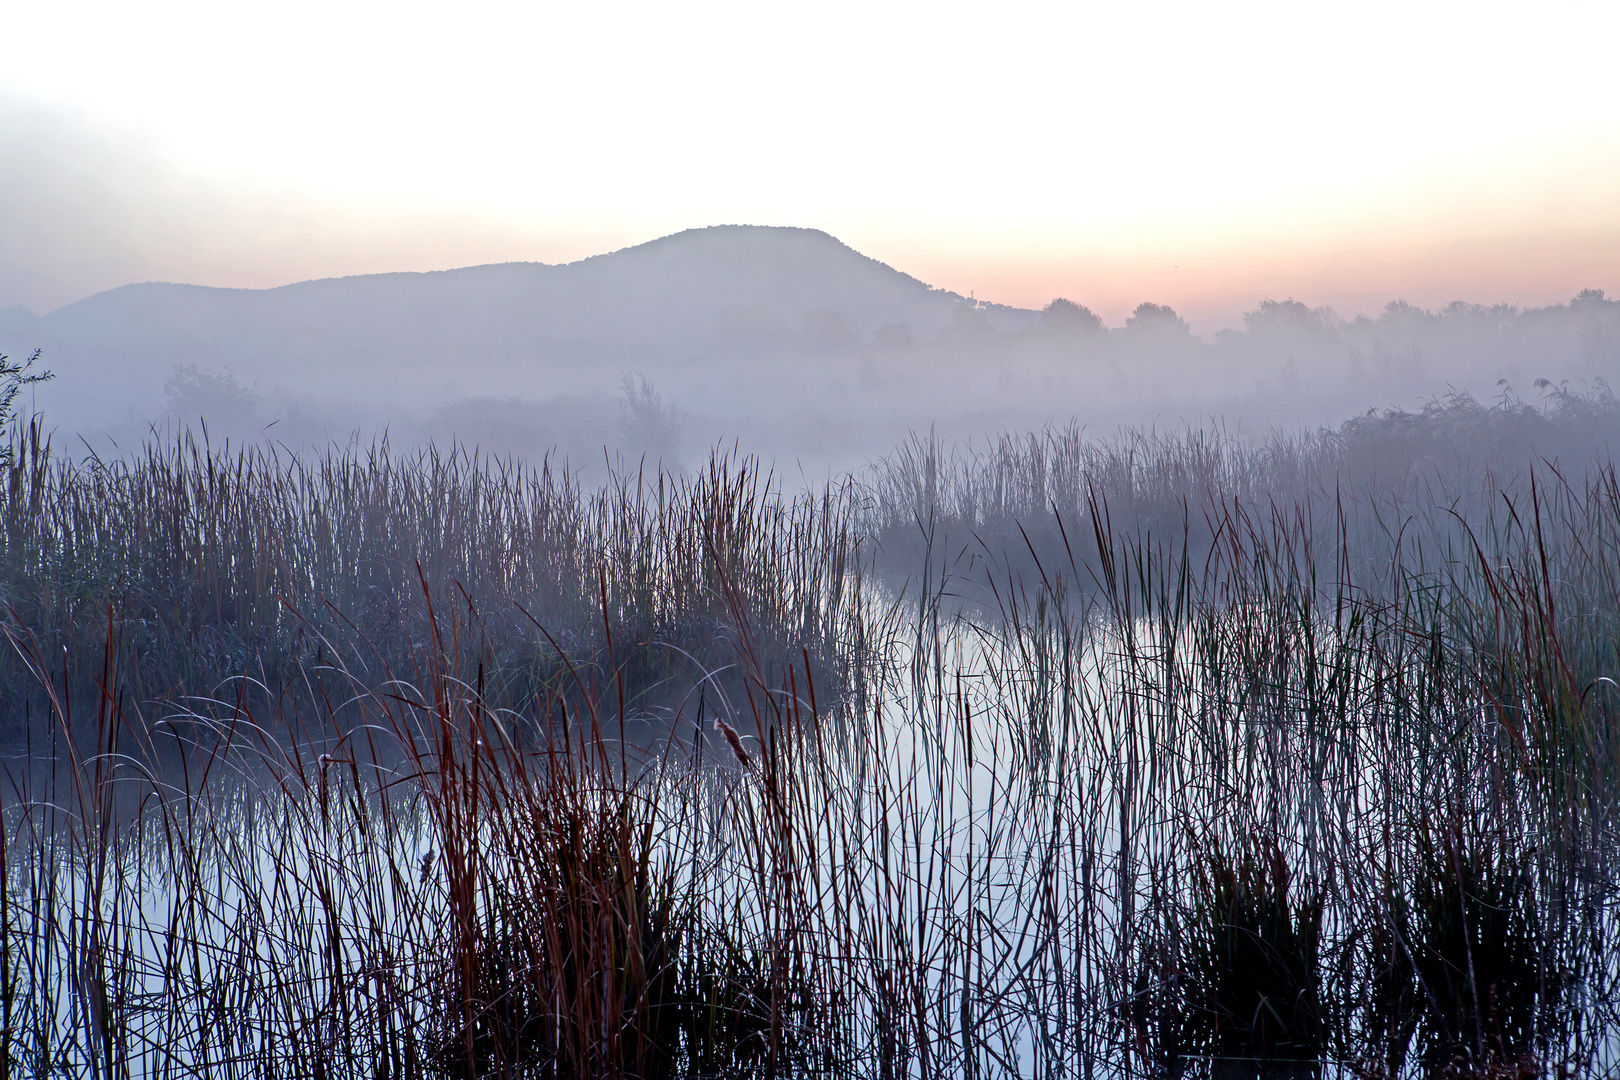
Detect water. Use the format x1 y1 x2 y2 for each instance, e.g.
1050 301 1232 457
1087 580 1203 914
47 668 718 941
7 563 1619 1078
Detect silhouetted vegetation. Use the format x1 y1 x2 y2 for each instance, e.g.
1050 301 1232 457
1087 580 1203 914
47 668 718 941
0 350 50 468
3 397 1618 1076
0 422 860 736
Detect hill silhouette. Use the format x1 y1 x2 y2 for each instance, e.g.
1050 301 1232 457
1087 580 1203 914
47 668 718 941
1 226 1611 474
0 225 1038 429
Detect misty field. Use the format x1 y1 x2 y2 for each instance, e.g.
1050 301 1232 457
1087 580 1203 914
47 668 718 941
3 391 1619 1078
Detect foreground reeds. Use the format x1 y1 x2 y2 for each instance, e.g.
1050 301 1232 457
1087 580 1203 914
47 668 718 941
3 401 1619 1077
1 422 863 736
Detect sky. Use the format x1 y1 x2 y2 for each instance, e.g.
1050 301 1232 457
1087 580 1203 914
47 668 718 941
4 0 1618 331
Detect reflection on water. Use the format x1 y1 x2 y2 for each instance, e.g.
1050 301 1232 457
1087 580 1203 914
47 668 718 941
9 428 1620 1077
8 546 1617 1078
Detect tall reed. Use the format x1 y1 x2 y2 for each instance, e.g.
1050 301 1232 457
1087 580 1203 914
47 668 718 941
4 411 1618 1078
1 423 862 737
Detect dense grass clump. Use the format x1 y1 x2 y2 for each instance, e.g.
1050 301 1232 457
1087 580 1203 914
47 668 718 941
865 384 1620 590
0 421 863 735
3 402 1620 1077
1183 833 1326 1071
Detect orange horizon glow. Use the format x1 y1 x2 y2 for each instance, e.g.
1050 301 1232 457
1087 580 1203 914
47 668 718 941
19 207 1612 337
893 222 1620 334
5 0 1617 330
12 214 1616 337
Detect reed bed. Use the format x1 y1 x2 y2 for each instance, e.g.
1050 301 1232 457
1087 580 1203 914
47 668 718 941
865 386 1620 589
3 406 1619 1078
1 421 862 735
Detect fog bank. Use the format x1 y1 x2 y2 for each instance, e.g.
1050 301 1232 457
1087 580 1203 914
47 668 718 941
2 224 1615 476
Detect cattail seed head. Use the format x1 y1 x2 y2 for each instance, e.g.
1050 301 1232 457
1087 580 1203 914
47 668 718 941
714 716 750 766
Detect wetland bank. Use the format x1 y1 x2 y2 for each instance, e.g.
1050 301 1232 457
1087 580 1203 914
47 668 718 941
3 389 1620 1078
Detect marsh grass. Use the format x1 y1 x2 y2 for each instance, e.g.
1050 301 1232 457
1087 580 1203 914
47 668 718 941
866 386 1620 598
1408 819 1547 1076
3 406 1619 1078
1182 831 1326 1073
1 421 863 739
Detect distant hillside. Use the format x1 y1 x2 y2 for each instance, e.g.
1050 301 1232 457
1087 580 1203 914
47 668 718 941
2 225 1611 471
0 225 1039 426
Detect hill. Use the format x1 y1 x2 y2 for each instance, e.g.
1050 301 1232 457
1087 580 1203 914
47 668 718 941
0 225 1038 428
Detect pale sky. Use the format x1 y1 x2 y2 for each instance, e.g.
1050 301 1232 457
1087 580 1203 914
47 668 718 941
4 0 1617 329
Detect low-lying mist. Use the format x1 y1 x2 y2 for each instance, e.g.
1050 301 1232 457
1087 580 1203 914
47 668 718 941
2 226 1614 478
4 380 1617 741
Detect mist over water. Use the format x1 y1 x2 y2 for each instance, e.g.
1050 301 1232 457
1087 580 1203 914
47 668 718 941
2 223 1615 478
6 221 1620 1079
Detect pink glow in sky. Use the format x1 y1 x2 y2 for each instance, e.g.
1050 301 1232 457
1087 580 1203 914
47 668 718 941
4 0 1616 326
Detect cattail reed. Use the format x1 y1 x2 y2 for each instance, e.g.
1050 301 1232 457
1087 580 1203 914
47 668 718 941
2 396 1617 1077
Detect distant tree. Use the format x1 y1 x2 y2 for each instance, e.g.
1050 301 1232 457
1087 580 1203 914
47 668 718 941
0 350 52 467
165 363 260 430
1242 299 1336 338
1042 298 1104 336
951 303 992 336
1378 300 1434 329
618 372 685 467
1573 290 1619 363
1124 302 1190 337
